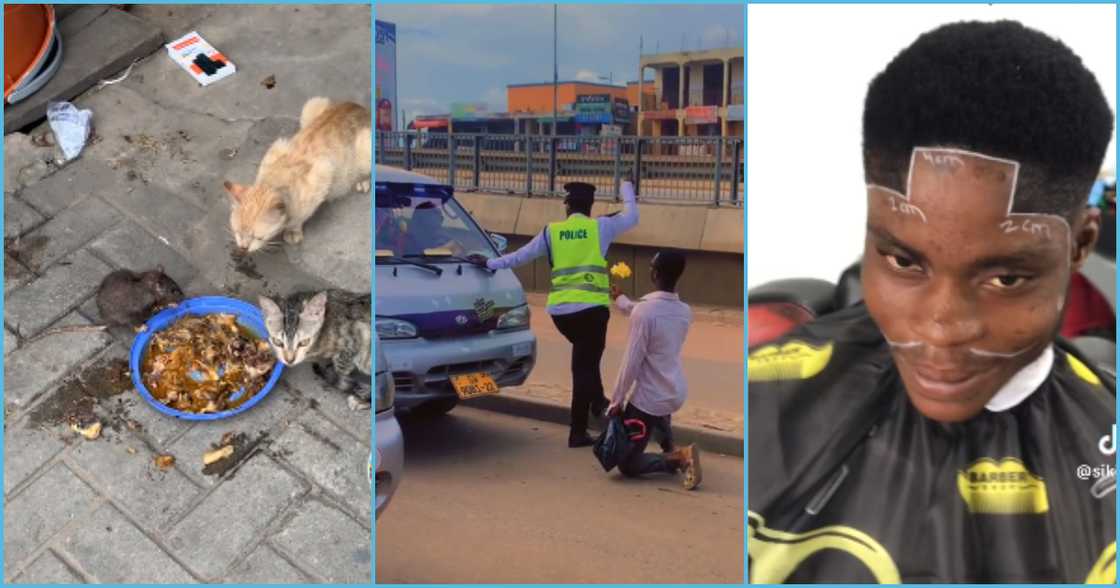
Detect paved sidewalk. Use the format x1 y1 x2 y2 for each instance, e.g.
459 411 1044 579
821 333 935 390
3 6 371 583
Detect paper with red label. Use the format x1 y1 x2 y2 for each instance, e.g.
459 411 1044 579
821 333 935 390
165 31 236 87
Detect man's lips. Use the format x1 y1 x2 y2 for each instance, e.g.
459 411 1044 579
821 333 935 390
909 362 987 400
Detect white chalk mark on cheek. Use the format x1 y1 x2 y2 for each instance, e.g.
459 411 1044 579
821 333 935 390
886 337 1036 360
885 337 922 349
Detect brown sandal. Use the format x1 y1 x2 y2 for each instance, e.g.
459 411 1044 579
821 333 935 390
682 445 702 490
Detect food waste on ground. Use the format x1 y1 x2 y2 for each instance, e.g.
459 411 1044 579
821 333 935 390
141 314 275 414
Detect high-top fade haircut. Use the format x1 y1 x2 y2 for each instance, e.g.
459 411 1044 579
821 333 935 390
862 20 1113 219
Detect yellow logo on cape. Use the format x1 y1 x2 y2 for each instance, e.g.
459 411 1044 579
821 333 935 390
748 510 901 584
748 341 833 381
1085 542 1116 584
1067 353 1102 387
956 457 1049 515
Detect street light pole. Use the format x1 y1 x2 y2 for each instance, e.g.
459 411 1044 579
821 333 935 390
552 3 558 138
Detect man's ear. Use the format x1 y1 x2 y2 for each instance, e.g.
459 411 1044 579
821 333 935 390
1071 207 1101 271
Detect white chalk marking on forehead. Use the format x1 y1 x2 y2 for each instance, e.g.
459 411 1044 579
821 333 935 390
907 147 1021 214
908 146 1073 253
867 185 928 223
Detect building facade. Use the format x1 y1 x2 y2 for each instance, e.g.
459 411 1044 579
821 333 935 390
636 47 744 140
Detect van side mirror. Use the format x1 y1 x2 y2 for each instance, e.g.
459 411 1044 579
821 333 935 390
490 233 508 253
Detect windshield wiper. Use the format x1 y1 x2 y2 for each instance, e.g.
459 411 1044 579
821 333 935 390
404 253 495 274
377 255 443 275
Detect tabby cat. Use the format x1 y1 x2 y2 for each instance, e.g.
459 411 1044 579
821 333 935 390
258 290 372 410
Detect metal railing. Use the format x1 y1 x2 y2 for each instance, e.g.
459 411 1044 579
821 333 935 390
376 132 743 205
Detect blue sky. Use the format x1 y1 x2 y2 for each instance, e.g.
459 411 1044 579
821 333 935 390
375 4 744 120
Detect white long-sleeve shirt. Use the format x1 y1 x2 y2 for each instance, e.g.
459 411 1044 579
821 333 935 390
485 182 639 315
609 291 693 416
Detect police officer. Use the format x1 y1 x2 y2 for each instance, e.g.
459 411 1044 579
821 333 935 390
476 180 639 447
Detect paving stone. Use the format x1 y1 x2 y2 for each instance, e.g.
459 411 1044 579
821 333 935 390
4 255 35 295
4 249 110 337
3 133 57 197
16 159 122 218
115 5 370 124
3 427 66 495
5 193 45 238
8 551 82 584
3 312 111 409
273 499 370 584
273 410 371 521
167 455 306 580
87 220 198 287
225 543 310 584
75 83 254 211
19 196 123 271
77 342 193 448
282 362 371 443
183 202 333 305
3 464 100 571
167 384 307 487
295 191 371 292
68 436 205 532
58 504 197 583
100 183 208 258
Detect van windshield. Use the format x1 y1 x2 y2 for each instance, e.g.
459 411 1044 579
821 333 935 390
375 183 497 261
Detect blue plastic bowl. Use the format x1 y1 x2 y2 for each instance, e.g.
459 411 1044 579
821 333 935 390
129 296 284 421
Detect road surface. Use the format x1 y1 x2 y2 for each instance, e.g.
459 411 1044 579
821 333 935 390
375 407 744 584
507 294 744 435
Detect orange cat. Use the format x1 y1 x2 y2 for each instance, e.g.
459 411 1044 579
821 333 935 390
225 97 371 253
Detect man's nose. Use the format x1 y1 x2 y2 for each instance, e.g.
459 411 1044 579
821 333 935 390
912 280 984 348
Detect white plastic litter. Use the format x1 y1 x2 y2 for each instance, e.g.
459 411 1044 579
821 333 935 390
46 101 93 162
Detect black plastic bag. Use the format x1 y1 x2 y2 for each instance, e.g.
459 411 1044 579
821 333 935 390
593 415 628 472
593 415 647 472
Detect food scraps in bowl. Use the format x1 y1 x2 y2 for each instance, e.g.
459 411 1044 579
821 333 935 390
141 313 276 414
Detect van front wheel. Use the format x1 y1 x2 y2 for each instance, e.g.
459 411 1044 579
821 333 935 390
416 397 459 417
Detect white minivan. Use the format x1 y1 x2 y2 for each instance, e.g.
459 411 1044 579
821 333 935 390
375 165 537 415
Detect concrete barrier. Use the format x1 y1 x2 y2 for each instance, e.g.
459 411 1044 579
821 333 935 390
459 192 744 253
457 192 744 307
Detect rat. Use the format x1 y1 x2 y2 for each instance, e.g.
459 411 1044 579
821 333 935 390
23 268 185 343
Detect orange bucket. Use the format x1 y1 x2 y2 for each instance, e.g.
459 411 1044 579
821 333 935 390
4 5 56 101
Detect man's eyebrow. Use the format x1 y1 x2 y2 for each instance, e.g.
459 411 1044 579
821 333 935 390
972 246 1058 270
866 224 927 262
868 223 1059 270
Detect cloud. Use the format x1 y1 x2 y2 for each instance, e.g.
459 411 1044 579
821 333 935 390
485 87 507 109
378 4 743 120
702 24 737 50
574 69 600 82
400 97 445 118
376 4 500 25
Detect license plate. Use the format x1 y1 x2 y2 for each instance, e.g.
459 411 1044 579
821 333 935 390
450 373 500 399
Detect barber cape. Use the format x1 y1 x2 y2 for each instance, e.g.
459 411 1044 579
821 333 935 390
748 304 1116 583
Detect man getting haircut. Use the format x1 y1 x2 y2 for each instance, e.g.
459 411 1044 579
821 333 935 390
748 20 1116 583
